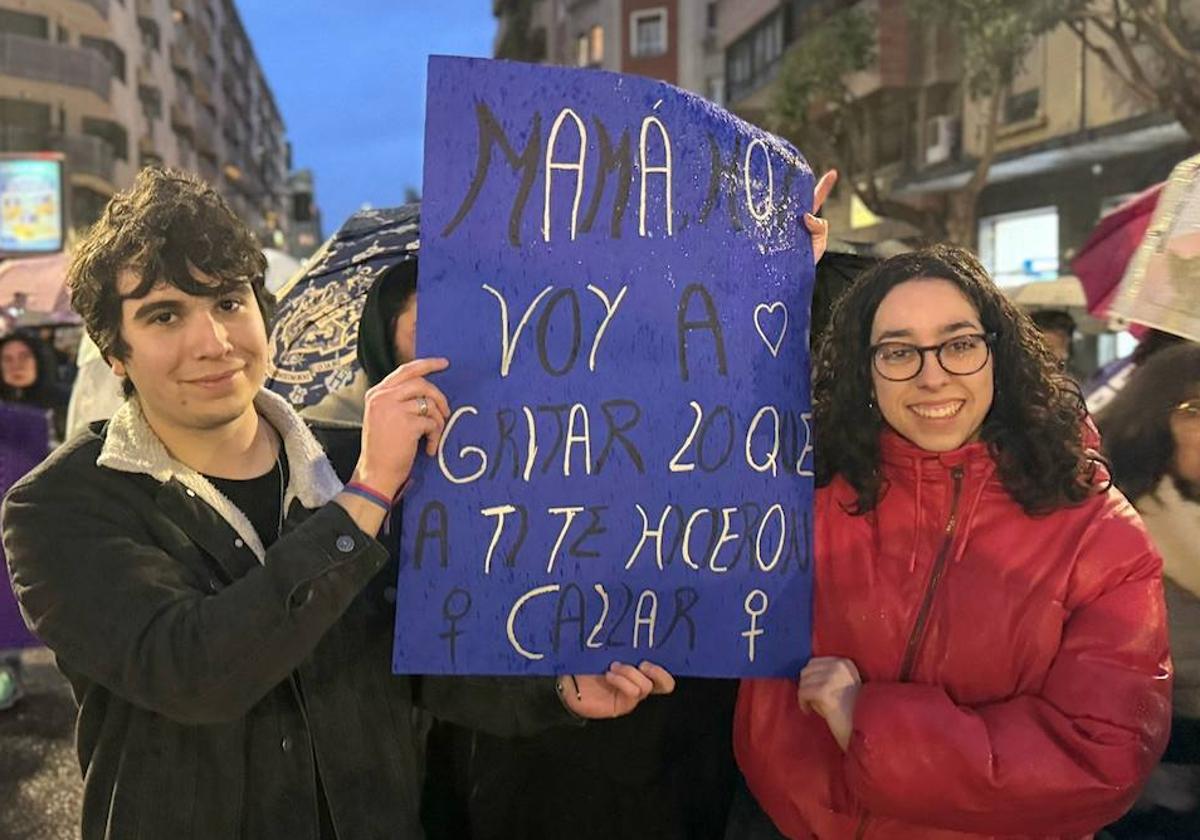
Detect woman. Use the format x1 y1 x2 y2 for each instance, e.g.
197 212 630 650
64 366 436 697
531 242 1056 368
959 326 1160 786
735 244 1171 838
1 331 68 442
1097 341 1200 837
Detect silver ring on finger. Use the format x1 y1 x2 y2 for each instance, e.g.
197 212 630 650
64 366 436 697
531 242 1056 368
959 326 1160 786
417 396 429 418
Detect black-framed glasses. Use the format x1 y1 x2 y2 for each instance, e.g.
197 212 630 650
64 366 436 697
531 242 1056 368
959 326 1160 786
1175 399 1200 418
870 332 995 382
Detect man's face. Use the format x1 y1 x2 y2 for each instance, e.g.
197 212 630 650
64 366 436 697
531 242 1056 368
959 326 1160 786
1 340 37 389
110 267 268 432
392 293 417 366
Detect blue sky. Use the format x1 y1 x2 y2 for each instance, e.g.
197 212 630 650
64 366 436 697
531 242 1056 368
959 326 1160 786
239 1 495 235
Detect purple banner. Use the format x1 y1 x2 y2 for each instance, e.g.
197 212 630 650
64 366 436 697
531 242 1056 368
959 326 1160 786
396 57 814 677
0 402 49 649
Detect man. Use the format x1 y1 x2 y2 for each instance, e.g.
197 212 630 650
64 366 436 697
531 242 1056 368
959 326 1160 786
1 169 672 840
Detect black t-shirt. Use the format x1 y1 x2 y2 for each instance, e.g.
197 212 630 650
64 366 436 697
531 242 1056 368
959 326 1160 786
205 454 337 840
207 456 290 550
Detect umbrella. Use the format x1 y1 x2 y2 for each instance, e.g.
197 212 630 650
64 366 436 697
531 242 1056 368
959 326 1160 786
1003 275 1108 334
1071 182 1163 318
266 204 419 418
0 251 75 331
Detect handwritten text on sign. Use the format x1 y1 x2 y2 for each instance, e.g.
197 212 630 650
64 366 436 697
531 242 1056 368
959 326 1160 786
395 56 814 677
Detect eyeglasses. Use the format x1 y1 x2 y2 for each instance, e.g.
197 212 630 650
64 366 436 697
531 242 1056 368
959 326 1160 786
870 332 995 382
1175 399 1200 418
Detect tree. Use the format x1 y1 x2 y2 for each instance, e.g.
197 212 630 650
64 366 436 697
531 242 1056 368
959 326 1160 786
771 1 1052 246
1047 0 1200 140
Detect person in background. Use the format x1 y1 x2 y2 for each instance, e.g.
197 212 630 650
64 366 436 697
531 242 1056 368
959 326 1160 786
1 332 68 442
734 245 1171 839
1086 328 1187 415
1029 308 1076 373
1097 341 1200 838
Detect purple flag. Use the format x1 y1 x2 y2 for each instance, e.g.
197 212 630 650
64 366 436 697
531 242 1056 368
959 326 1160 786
1 402 49 649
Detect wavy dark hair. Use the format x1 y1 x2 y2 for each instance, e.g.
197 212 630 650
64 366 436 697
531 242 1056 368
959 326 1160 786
67 167 271 396
814 244 1094 515
1096 341 1200 503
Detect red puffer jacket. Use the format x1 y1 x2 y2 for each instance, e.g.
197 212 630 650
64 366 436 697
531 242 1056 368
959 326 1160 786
735 432 1172 839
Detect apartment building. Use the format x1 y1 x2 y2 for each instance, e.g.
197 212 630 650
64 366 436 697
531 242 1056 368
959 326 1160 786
0 0 302 245
721 0 1197 290
495 0 725 103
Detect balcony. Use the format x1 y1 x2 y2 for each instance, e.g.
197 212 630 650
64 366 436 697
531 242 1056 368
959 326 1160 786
194 75 213 107
190 16 212 57
195 124 216 158
56 133 117 183
75 0 110 18
170 101 194 136
169 41 192 76
0 34 111 101
136 0 153 16
0 127 115 182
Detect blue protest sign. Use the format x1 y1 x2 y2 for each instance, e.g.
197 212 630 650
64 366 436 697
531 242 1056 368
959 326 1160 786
395 56 814 677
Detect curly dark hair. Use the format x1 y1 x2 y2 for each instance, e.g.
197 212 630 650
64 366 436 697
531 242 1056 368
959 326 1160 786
67 167 272 396
1096 341 1200 502
814 244 1095 515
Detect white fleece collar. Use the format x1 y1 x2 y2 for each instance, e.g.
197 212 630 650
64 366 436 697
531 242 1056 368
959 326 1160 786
96 389 344 562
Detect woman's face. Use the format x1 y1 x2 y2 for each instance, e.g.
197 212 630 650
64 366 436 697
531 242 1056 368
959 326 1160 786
1170 395 1200 484
1 340 38 389
869 278 995 452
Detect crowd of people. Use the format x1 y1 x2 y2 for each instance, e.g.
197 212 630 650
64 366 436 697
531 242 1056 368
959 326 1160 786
0 165 1195 839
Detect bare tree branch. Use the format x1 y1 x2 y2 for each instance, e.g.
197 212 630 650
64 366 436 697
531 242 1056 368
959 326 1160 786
1065 18 1160 102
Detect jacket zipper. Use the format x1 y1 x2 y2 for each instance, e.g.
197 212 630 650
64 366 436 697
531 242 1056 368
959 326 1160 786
854 465 965 840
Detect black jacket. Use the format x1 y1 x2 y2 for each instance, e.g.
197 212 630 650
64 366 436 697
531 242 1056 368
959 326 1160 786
1 391 573 840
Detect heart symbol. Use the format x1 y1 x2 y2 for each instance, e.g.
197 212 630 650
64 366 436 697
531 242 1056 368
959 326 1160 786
754 302 788 357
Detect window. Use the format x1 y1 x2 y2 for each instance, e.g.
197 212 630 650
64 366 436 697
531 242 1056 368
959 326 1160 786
576 33 590 67
82 117 129 162
631 9 667 58
977 207 1060 287
139 16 161 52
0 99 51 150
1004 89 1040 125
706 2 718 31
138 85 163 120
1003 35 1045 126
726 9 788 102
0 9 48 39
292 192 313 223
81 37 127 84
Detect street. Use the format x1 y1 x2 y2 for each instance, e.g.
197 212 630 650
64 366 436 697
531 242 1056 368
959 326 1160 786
0 648 82 840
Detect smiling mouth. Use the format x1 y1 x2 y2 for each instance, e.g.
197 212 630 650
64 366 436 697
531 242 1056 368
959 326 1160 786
187 370 240 385
910 400 965 420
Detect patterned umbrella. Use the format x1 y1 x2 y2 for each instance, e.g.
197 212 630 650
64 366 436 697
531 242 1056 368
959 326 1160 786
266 205 419 418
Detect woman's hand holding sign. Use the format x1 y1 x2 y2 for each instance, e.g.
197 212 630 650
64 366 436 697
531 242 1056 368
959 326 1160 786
558 661 676 719
797 655 861 751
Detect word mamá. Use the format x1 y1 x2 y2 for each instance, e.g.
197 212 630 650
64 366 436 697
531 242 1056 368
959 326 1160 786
442 101 804 246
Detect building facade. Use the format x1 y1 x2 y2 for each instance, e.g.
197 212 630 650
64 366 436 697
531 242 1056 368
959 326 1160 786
495 0 724 103
720 0 1197 293
0 0 310 248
